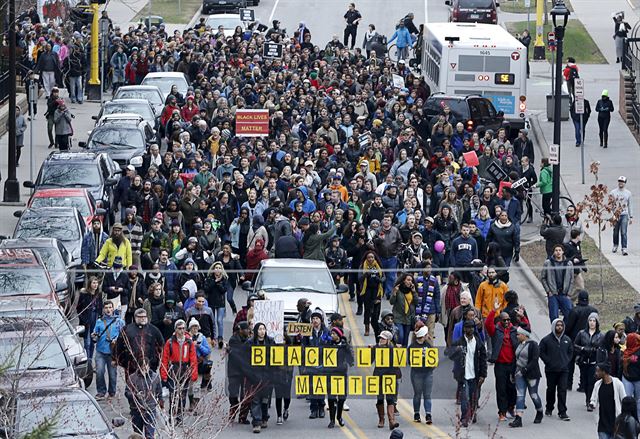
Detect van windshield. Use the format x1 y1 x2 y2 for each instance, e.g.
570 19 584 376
255 267 335 294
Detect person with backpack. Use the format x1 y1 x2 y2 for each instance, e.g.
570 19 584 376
562 57 579 98
92 300 125 400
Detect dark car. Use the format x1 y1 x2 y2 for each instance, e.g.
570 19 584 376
447 0 499 24
113 84 164 115
6 388 119 438
424 93 508 136
24 151 121 225
202 0 247 15
12 208 86 282
0 238 81 310
80 113 154 168
0 249 57 304
0 317 79 391
92 99 158 130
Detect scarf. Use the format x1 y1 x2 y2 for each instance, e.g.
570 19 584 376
623 333 640 375
360 259 383 299
398 283 414 314
445 283 462 312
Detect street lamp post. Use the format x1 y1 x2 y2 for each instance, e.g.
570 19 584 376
550 0 570 214
3 0 20 202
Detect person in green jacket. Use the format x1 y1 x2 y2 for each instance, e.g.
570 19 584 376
302 223 337 261
537 158 553 216
193 161 214 189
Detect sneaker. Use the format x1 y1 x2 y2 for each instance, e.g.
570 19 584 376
95 393 105 400
414 413 421 423
327 421 335 429
498 414 507 422
239 419 251 425
337 418 344 427
461 419 469 428
425 413 432 425
261 421 268 428
276 417 283 425
283 409 289 421
545 410 553 417
623 249 629 256
613 246 618 253
218 338 224 349
318 409 325 418
343 403 349 411
586 404 594 412
559 413 570 421
253 425 261 433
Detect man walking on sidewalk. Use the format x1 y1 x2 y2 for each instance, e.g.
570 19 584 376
343 3 362 50
611 176 633 255
539 318 573 421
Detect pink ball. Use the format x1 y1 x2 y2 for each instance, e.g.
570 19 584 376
434 240 445 254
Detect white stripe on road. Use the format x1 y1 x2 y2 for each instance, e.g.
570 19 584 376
269 0 281 23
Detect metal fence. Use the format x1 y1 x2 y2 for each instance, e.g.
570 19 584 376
623 34 640 133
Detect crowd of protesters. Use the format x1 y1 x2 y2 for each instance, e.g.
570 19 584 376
8 5 640 439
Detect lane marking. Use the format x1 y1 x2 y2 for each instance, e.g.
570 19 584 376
425 0 430 24
268 0 281 23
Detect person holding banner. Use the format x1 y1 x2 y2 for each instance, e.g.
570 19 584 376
303 309 331 419
245 322 275 433
326 326 354 428
374 330 401 430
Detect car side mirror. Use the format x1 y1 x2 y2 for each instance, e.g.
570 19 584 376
105 178 118 187
445 0 451 5
78 141 87 148
242 281 253 291
13 210 23 218
23 181 35 188
94 208 107 216
336 284 349 294
112 418 126 428
91 115 98 120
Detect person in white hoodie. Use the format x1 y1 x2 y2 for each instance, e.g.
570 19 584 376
589 362 626 439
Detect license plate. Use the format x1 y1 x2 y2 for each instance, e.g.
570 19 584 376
470 14 479 18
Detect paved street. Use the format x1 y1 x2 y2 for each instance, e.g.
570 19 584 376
0 0 638 438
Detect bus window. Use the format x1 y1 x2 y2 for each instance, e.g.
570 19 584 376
459 55 484 72
484 56 511 72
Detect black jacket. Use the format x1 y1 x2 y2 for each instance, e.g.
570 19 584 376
565 295 598 340
446 333 487 382
540 223 565 257
227 333 249 379
515 340 542 380
102 271 131 304
614 413 640 439
574 328 604 365
539 321 574 372
115 322 165 373
204 275 229 309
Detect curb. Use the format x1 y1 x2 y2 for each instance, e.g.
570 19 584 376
186 6 202 29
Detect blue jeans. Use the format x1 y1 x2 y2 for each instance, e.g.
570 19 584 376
515 374 542 412
548 294 573 322
95 351 117 395
623 376 640 420
396 323 412 347
613 214 629 249
598 433 614 439
69 75 83 103
460 378 480 422
131 409 156 439
572 118 585 145
381 256 398 299
215 307 225 339
411 370 434 414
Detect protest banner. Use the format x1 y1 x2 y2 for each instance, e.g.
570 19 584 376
254 300 285 343
235 109 269 137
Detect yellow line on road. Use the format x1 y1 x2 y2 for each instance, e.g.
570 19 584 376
339 292 452 438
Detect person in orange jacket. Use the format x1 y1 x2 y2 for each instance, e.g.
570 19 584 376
474 266 509 320
160 319 198 424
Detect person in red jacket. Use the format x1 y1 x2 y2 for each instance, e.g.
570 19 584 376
181 96 199 122
160 319 198 424
485 304 518 422
160 96 180 128
246 238 269 282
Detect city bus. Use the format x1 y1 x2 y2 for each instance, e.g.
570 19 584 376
421 22 528 131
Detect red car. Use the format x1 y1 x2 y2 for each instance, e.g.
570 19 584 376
27 188 106 228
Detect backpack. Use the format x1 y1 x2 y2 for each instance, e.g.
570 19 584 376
568 66 579 81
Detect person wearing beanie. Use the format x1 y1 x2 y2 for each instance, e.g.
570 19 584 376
574 312 604 411
389 429 403 439
595 88 614 147
160 317 198 423
447 318 487 427
409 325 435 424
187 317 212 404
326 325 354 428
373 329 400 430
303 308 330 419
510 326 543 427
564 290 598 391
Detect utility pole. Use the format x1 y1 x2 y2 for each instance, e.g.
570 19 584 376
86 0 102 101
3 0 20 202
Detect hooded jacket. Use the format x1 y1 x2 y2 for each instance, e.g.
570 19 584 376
539 318 574 372
574 313 604 365
565 291 598 340
289 186 316 214
487 219 519 260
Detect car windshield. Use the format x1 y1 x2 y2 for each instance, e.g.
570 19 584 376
88 127 145 150
0 269 52 296
16 215 80 241
460 0 495 7
30 248 66 271
206 17 242 30
30 196 90 217
40 164 101 187
0 335 68 370
0 308 72 335
18 397 109 436
113 89 163 106
142 76 188 96
255 267 335 294
103 103 155 120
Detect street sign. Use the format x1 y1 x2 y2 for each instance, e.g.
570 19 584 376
574 78 585 114
524 0 531 7
239 8 254 22
262 42 283 58
549 144 560 165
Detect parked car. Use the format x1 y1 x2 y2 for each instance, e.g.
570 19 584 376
141 71 190 100
202 0 246 15
0 317 79 390
24 151 121 226
13 207 86 277
113 84 164 115
424 92 508 136
205 13 245 37
0 248 57 303
92 99 158 130
80 114 153 168
0 298 92 387
27 188 105 228
5 388 120 438
0 238 81 309
446 0 499 24
244 259 347 325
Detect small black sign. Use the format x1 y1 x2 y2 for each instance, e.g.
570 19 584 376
263 42 283 59
486 161 508 182
239 8 254 22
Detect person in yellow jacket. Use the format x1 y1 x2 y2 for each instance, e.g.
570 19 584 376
474 266 509 320
96 223 133 268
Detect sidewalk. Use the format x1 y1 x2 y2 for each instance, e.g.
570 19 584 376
507 0 640 293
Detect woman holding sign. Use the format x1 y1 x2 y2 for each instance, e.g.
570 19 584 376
326 327 354 428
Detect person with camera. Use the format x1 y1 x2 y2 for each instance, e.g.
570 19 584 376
93 300 125 400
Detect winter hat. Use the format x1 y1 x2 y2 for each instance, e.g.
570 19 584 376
588 312 600 323
112 256 123 268
310 71 318 79
311 308 324 320
602 89 609 97
390 429 404 439
174 319 186 329
379 330 393 340
188 318 200 329
517 326 531 338
415 326 428 338
184 257 196 266
331 327 344 339
125 208 135 216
